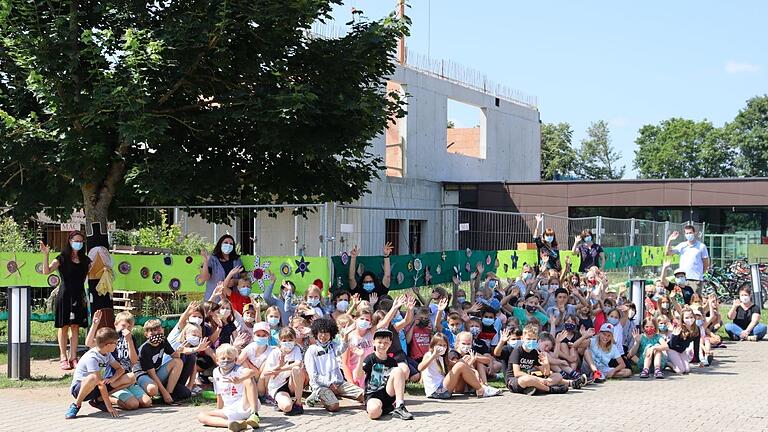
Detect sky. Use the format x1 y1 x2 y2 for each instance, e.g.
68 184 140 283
328 1 768 178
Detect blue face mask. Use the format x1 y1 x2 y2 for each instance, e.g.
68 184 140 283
221 243 234 254
254 336 269 346
267 317 280 327
488 280 498 290
685 233 695 242
456 296 466 304
238 287 251 297
482 317 495 327
362 282 375 293
469 327 481 337
658 324 668 332
544 236 554 243
70 241 83 251
307 298 320 307
584 236 592 243
523 340 539 351
695 319 704 327
607 317 619 326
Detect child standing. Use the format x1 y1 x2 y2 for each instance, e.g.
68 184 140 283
354 329 414 420
65 327 133 419
197 344 261 431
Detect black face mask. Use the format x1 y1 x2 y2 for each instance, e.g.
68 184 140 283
647 293 654 299
417 318 430 327
508 296 519 306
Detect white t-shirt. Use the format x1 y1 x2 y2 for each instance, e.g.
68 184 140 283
672 241 709 280
213 364 247 410
421 356 446 397
71 348 112 391
265 346 303 397
242 343 273 369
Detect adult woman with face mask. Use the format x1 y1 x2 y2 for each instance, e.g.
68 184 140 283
41 231 92 370
533 213 561 273
572 229 605 272
347 243 392 301
199 235 244 301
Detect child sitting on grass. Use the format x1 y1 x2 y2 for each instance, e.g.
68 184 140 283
65 327 133 419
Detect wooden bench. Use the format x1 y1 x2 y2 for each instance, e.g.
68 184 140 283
112 290 136 312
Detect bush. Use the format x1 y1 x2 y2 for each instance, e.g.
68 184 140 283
0 216 37 253
112 210 213 255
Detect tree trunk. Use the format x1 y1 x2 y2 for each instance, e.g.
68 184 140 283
81 154 126 232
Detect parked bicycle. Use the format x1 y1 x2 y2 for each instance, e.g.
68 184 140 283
701 259 768 307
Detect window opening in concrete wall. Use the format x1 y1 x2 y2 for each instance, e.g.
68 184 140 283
446 98 486 159
385 219 401 253
385 81 406 177
408 220 424 254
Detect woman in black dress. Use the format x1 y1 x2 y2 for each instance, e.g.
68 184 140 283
41 231 91 370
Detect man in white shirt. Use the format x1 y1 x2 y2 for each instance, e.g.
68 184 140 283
665 225 709 294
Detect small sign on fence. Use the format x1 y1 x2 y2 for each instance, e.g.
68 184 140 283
61 223 80 232
340 224 354 233
459 223 470 231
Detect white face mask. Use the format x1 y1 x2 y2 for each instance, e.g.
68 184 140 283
281 341 295 352
740 295 752 304
434 346 446 355
458 343 471 354
683 318 694 326
186 336 200 346
221 243 234 254
189 316 203 326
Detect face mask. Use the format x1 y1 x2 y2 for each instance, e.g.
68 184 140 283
676 277 687 285
319 340 332 350
628 311 636 320
434 346 446 356
508 296 519 306
218 308 231 318
458 343 471 354
544 236 554 243
607 317 619 326
449 325 463 335
189 317 203 326
523 340 539 351
658 324 668 332
456 296 466 304
267 317 280 326
219 359 236 373
469 327 481 337
70 241 83 251
254 336 269 346
564 323 576 331
336 300 349 312
740 295 752 304
417 318 431 327
661 303 669 309
357 319 371 330
186 336 200 346
488 280 498 290
644 328 656 337
522 272 532 281
525 305 537 313
243 316 255 324
482 317 495 327
148 334 164 345
683 318 694 326
281 341 295 352
602 307 611 314
221 243 234 254
508 339 521 348
362 282 375 293
652 294 660 301
695 319 704 327
238 287 252 297
584 236 592 243
307 298 320 307
572 279 580 286
685 233 695 242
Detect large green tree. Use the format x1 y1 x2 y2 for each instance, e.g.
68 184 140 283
729 95 768 177
0 1 407 226
540 122 577 180
633 118 735 179
577 120 625 179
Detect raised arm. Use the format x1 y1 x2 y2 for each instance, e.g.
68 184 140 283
665 231 679 256
39 242 59 275
198 249 211 282
534 213 543 239
382 242 393 288
348 245 359 290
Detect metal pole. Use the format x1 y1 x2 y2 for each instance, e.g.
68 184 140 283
630 279 644 328
596 216 603 245
629 218 636 246
331 202 338 256
750 263 763 310
321 203 329 258
294 212 299 256
7 286 31 379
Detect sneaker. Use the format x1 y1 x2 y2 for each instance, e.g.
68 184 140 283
548 384 568 394
654 368 665 379
64 403 80 419
305 389 320 407
639 368 650 379
523 386 537 396
570 374 587 389
428 389 452 399
568 370 581 380
479 385 501 397
88 399 109 412
592 370 605 383
391 404 414 420
245 412 260 429
262 395 277 407
228 420 248 432
190 386 203 397
285 404 304 416
747 335 758 342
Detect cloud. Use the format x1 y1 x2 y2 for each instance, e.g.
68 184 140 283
725 61 761 74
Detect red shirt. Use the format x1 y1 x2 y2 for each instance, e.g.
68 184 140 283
593 310 606 332
409 325 432 360
228 290 250 314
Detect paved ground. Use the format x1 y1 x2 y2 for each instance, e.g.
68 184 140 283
1 340 767 431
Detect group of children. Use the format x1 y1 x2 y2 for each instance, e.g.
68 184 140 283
64 247 758 430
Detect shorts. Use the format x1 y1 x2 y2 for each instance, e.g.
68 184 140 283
137 362 172 391
506 376 528 394
273 381 294 398
221 402 251 421
196 354 215 371
113 383 148 402
404 357 420 379
365 388 396 415
315 382 364 405
71 379 115 401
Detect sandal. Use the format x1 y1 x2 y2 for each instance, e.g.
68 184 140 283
60 358 73 371
70 358 78 370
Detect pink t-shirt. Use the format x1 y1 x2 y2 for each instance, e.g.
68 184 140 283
346 330 373 388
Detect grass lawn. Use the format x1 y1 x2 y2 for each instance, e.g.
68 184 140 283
0 373 70 389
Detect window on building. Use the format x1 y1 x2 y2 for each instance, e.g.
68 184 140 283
446 98 486 159
385 81 406 177
385 219 401 254
408 220 425 254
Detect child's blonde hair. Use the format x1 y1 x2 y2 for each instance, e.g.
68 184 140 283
178 323 202 344
522 323 539 338
215 343 238 358
114 311 135 325
335 313 353 329
143 319 162 333
265 305 281 320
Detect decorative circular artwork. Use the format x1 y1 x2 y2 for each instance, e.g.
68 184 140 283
396 272 405 284
195 274 205 286
140 267 150 279
163 256 172 266
435 264 442 275
47 274 60 288
407 261 413 271
35 262 44 274
169 278 181 292
6 261 17 274
340 252 350 266
253 268 264 280
294 257 310 277
486 255 492 266
413 258 423 272
465 248 472 257
465 262 471 273
152 271 163 284
118 261 131 275
280 263 292 277
185 256 193 264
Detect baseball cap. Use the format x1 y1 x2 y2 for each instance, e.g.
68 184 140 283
253 322 270 333
599 323 614 333
673 268 686 276
373 329 393 340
